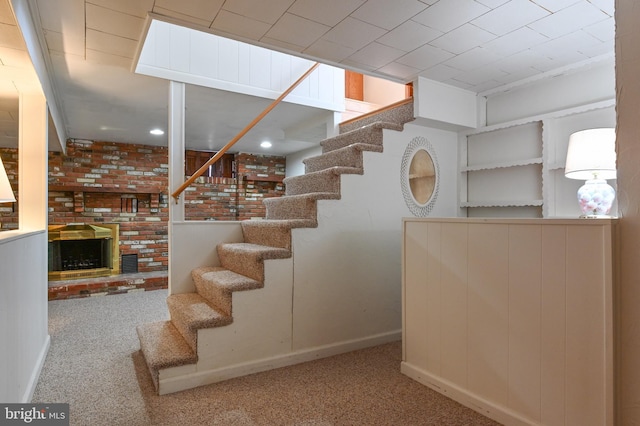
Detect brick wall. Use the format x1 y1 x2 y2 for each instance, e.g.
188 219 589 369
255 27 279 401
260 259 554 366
0 149 18 231
236 153 286 220
48 140 170 273
1 141 286 274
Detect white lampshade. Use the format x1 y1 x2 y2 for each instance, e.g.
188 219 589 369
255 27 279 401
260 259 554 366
565 128 616 180
0 156 16 203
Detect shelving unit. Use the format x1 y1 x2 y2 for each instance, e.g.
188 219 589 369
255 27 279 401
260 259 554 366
459 100 616 218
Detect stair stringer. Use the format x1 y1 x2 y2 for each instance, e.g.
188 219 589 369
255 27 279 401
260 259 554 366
156 256 293 395
288 132 410 352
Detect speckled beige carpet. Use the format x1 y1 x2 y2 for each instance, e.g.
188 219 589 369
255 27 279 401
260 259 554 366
32 290 499 426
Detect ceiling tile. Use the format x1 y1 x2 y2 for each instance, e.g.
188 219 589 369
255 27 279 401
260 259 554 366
376 61 420 81
0 23 26 50
441 46 502 71
493 66 540 84
321 17 386 50
482 27 549 56
0 47 30 67
350 0 427 30
288 0 365 26
211 10 271 40
260 36 306 53
0 0 13 25
475 0 510 7
396 43 454 70
531 0 582 13
264 13 330 48
530 31 595 61
527 1 609 39
154 0 224 23
87 0 154 18
37 0 84 33
429 23 496 55
420 63 464 81
222 0 296 25
495 49 554 73
86 3 144 40
346 42 406 69
579 37 613 57
86 49 135 68
151 7 212 27
412 0 490 32
587 0 615 16
583 18 615 42
304 39 355 62
471 0 549 36
453 65 507 86
377 20 441 52
86 29 138 59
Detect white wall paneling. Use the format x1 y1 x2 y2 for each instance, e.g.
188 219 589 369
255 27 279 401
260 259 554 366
137 19 345 112
402 218 617 426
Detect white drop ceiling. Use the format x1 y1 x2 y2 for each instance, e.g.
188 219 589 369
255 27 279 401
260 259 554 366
0 0 615 155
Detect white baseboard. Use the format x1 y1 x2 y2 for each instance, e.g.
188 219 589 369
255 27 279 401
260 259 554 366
401 362 536 426
159 330 401 395
23 334 51 403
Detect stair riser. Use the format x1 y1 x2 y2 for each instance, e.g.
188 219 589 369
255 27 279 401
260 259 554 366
284 172 340 196
264 197 317 221
217 249 265 282
167 300 198 352
192 275 233 317
241 222 291 249
322 127 384 153
339 101 413 133
304 148 364 173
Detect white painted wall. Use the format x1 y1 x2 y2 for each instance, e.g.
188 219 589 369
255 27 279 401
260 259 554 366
0 231 49 403
485 59 615 126
363 75 406 106
414 77 478 129
290 123 458 349
137 19 345 112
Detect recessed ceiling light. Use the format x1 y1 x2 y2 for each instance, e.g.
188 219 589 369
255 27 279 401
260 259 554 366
260 141 272 148
150 129 164 135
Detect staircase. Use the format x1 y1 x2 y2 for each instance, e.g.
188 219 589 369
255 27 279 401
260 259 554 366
137 99 414 394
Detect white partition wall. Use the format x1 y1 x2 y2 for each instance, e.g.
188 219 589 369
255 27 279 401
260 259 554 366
402 218 616 426
136 18 345 112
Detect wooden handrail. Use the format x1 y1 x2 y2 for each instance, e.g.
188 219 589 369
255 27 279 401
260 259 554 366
172 62 321 201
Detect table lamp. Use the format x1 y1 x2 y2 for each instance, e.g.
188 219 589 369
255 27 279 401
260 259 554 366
564 128 616 217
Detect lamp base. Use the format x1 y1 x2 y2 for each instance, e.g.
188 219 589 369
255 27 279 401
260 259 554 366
577 179 615 216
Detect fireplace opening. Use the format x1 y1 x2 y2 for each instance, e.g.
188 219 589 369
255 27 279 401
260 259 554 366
48 223 120 281
49 238 112 271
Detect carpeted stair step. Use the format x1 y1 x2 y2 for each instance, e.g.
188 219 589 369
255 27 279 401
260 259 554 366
136 321 198 391
217 243 291 282
264 193 337 223
240 219 314 249
321 122 403 153
167 293 233 352
339 98 414 133
303 143 383 173
284 167 362 197
192 266 263 316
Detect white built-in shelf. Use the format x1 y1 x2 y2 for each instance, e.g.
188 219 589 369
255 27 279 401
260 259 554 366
461 200 544 208
462 157 543 172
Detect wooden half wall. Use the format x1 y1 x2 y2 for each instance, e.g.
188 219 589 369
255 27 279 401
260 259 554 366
402 217 617 426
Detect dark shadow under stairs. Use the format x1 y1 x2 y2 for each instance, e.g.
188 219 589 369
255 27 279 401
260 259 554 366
137 100 414 393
